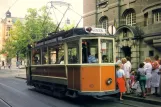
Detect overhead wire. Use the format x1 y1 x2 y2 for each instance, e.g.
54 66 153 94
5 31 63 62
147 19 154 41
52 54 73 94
52 8 59 25
69 6 83 28
41 1 53 38
53 6 64 15
1 0 19 18
8 0 19 11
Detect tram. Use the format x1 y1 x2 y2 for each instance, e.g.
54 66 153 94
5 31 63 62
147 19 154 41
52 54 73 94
26 27 119 98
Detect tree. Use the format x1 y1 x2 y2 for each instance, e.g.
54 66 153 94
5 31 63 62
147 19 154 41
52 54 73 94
0 6 57 59
63 23 75 31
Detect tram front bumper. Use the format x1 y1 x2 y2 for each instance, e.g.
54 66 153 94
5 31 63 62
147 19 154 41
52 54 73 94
77 89 119 97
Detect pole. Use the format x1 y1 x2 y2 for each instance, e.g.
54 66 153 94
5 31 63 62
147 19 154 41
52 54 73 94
55 5 70 32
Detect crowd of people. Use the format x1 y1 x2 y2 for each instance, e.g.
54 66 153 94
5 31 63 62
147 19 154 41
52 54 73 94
116 55 161 100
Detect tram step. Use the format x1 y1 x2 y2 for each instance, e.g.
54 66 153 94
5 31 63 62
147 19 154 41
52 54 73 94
65 91 77 98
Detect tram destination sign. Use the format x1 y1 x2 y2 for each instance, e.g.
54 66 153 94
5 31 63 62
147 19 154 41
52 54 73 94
85 27 106 34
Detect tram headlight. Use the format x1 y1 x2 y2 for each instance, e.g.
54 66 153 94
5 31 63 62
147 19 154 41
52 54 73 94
106 78 112 85
85 27 92 32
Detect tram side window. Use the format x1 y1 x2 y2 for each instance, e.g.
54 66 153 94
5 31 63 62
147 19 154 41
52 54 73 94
49 47 56 64
82 39 98 63
67 41 79 64
49 45 64 64
42 47 48 64
101 39 113 63
32 49 41 65
57 45 64 64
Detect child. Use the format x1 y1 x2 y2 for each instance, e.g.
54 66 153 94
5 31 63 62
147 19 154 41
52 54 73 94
137 63 146 98
130 70 135 88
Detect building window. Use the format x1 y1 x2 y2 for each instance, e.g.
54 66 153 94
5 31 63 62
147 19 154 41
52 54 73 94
102 19 108 30
97 0 108 8
123 9 136 26
144 13 148 26
7 27 11 31
6 32 10 36
99 16 108 31
123 29 127 38
153 9 161 23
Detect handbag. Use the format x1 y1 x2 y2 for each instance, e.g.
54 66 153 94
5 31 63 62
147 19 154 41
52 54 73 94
136 72 140 81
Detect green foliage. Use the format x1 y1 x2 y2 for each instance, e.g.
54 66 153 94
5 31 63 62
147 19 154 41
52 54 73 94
63 23 75 31
1 6 76 59
1 6 57 59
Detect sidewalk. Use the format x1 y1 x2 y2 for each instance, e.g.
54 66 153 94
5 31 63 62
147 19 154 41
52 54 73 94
123 94 161 105
14 68 26 80
15 73 26 80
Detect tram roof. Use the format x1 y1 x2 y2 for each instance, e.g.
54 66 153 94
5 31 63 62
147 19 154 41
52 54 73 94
34 27 114 48
38 28 113 42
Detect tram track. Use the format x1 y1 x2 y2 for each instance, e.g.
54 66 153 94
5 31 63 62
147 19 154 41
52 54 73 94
0 98 12 107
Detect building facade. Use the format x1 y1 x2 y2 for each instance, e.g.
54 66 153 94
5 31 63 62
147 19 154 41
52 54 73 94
0 11 25 67
83 0 161 69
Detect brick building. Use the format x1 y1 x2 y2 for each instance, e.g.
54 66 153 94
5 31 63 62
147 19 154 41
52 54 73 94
83 0 161 69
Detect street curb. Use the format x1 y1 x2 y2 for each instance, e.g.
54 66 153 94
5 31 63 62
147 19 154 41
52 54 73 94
15 76 26 80
123 95 161 106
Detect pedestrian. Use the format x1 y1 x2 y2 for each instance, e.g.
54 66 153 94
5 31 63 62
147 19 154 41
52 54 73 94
126 56 132 72
116 64 126 100
116 56 121 64
2 61 4 69
121 58 131 94
130 70 135 88
137 63 146 98
151 55 160 96
144 57 152 95
158 58 161 96
8 63 11 69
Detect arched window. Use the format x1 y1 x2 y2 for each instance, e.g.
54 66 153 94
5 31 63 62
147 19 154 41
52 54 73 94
123 9 136 26
99 16 108 31
153 9 161 23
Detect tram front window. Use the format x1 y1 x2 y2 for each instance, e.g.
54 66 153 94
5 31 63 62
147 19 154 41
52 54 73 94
82 39 98 63
101 39 113 63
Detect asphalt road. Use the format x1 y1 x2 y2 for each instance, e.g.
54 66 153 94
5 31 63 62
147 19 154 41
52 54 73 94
0 69 160 107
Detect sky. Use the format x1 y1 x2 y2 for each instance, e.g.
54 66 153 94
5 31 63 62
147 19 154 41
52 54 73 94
0 0 83 27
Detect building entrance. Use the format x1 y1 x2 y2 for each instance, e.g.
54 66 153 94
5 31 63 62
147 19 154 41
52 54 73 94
121 46 131 58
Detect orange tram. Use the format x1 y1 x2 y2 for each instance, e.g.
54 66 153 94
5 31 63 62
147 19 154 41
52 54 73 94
26 27 119 99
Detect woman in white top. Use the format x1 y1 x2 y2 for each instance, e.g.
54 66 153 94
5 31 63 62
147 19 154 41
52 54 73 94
144 57 152 95
116 64 126 100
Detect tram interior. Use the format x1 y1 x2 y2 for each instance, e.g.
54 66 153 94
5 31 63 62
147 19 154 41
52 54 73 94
32 38 114 65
